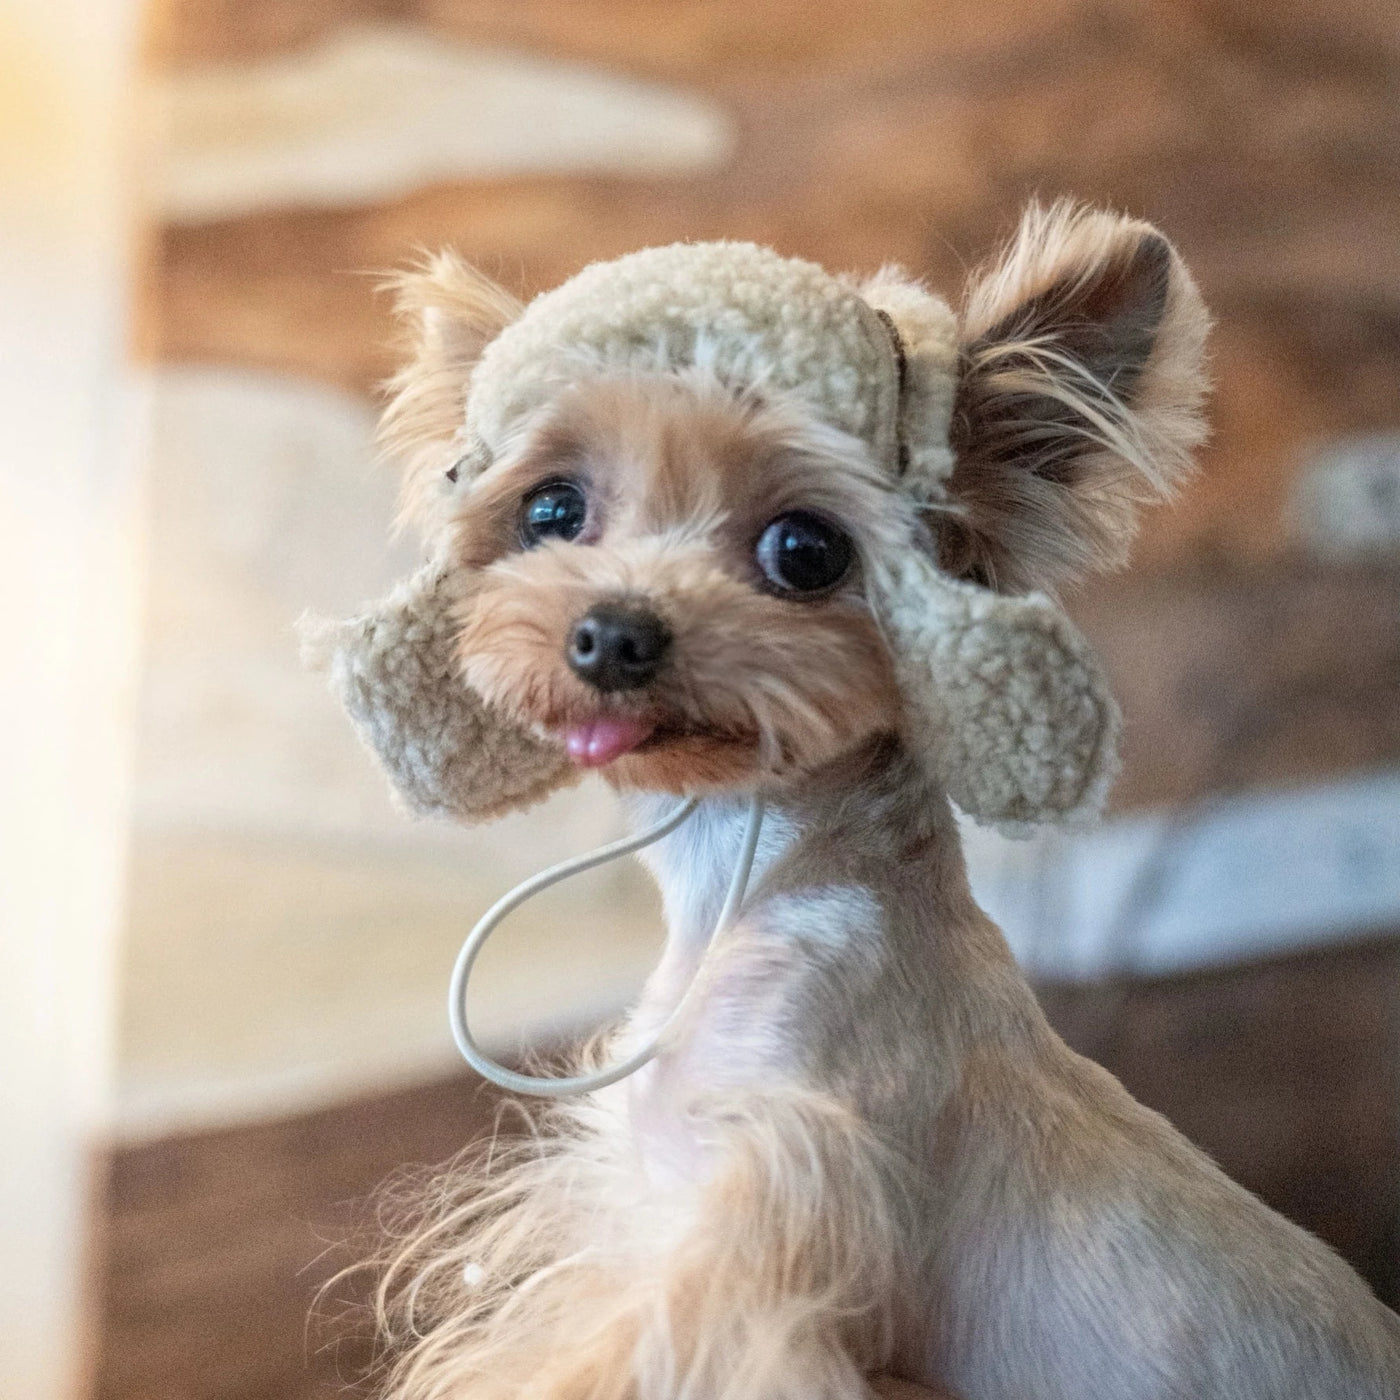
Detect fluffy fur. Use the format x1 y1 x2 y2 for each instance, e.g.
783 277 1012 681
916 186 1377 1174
372 1082 911 1400
327 231 1139 827
379 249 525 538
461 242 906 478
322 209 1400 1399
943 201 1210 593
452 374 904 794
301 566 574 822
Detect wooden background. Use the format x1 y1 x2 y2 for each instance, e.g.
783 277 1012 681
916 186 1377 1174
142 0 1400 576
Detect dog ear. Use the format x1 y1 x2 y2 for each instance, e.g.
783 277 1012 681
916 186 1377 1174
303 566 576 823
379 250 524 536
873 549 1119 828
306 256 576 824
940 202 1209 594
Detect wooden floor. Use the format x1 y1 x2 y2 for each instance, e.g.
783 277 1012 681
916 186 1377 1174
97 936 1400 1400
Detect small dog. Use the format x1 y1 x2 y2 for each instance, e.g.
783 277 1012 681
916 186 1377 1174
317 205 1400 1399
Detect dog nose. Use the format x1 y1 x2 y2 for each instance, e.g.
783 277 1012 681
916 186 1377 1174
567 602 671 692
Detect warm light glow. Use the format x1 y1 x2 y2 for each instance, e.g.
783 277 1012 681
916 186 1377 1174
0 2 144 1395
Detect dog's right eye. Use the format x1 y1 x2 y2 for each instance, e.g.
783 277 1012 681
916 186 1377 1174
519 480 588 547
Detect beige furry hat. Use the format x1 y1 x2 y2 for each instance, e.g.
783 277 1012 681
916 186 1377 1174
311 204 1207 828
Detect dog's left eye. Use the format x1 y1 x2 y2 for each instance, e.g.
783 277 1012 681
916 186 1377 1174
519 480 588 547
755 511 853 595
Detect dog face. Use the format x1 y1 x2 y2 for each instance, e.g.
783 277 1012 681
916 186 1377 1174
322 208 1208 824
449 374 904 794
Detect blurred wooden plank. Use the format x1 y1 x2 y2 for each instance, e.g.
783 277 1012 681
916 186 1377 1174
97 1075 505 1400
144 0 408 67
1074 560 1400 811
143 0 1074 75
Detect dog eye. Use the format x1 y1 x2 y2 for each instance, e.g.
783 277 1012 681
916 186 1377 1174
755 511 853 594
519 480 588 547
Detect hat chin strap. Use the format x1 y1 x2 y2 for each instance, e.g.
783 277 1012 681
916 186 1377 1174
448 792 767 1098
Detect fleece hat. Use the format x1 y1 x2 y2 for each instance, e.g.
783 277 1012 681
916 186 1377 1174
457 241 956 505
309 212 1208 828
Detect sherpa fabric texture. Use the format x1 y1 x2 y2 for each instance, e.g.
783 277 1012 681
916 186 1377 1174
873 552 1120 828
315 239 1118 828
304 566 575 821
858 265 960 496
464 241 958 504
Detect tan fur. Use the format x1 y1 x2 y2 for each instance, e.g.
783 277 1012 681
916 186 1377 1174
379 251 524 537
347 212 1399 1399
942 201 1211 593
452 376 902 795
372 1085 911 1400
367 744 1400 1400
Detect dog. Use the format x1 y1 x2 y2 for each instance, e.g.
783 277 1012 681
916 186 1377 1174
314 204 1400 1399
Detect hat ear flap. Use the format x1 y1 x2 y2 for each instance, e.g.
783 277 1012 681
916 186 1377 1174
875 551 1119 828
302 253 571 824
302 565 576 823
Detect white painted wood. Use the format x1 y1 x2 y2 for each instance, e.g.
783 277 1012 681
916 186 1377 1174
1292 432 1400 561
149 25 735 222
964 768 1400 980
120 368 661 1139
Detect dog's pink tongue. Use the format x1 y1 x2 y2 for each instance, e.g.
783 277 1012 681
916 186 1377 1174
564 716 655 768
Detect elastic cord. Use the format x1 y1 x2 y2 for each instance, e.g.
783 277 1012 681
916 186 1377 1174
448 793 766 1098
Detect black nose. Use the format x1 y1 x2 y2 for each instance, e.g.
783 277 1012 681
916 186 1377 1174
567 602 671 692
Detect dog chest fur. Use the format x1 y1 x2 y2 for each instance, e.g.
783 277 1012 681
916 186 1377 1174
622 741 1400 1398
